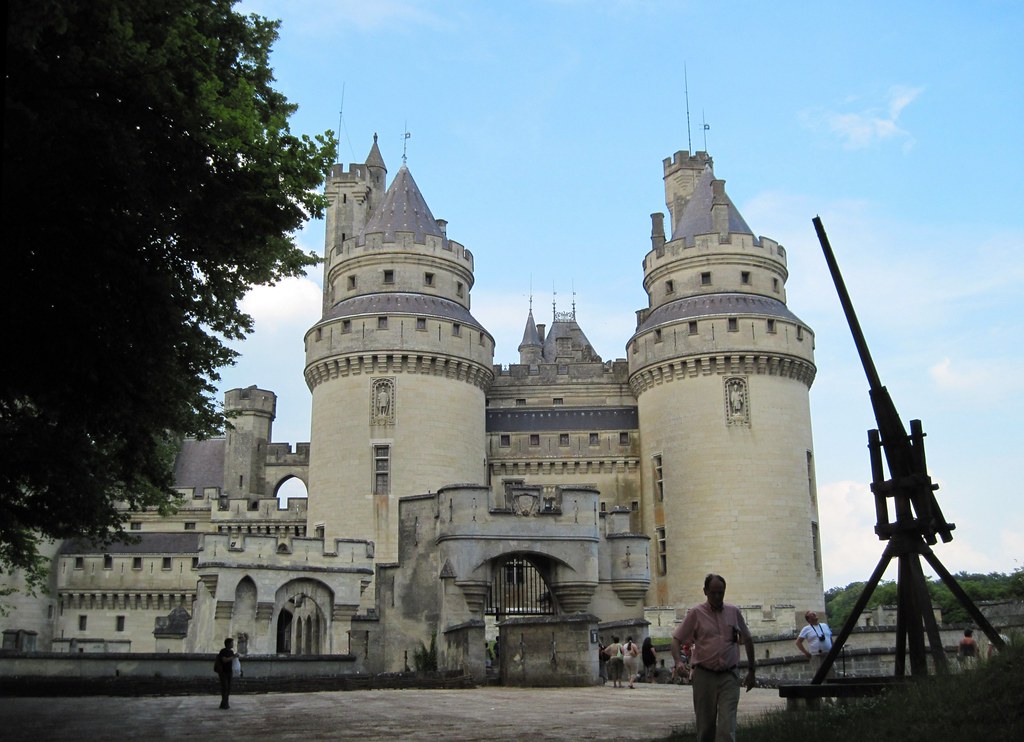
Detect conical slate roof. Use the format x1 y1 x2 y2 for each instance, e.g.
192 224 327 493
365 133 386 171
357 165 446 246
542 313 601 363
672 165 756 245
518 308 541 351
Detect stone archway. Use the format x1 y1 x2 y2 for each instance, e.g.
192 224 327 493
272 578 332 655
485 553 557 621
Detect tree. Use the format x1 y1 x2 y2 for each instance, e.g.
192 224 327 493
1 0 335 589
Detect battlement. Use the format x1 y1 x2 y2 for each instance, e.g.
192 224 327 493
328 162 374 183
199 532 374 570
663 150 711 176
646 232 786 271
491 358 630 383
224 386 276 417
335 232 473 265
210 496 308 522
265 441 310 465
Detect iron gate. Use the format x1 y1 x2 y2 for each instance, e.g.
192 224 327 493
485 555 554 618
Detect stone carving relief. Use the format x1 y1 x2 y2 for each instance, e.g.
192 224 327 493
511 491 539 516
370 377 396 426
724 376 750 426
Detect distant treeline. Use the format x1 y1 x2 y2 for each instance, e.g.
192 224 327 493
825 568 1024 627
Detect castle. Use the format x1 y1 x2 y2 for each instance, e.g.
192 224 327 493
2 137 823 676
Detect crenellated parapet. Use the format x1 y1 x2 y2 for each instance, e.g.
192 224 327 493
629 351 817 396
198 533 375 574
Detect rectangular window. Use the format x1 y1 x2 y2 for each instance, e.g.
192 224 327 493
772 277 780 293
456 282 464 297
74 557 84 570
600 502 607 512
666 280 675 294
589 433 599 446
132 557 143 570
688 321 698 335
807 450 817 507
373 445 390 495
115 616 125 632
654 328 662 342
191 557 199 570
529 434 540 446
654 454 664 502
499 434 510 448
656 527 667 575
552 397 563 405
452 323 461 336
797 326 804 340
424 272 434 286
619 432 630 445
559 433 570 446
342 319 352 333
162 557 172 570
184 522 196 531
728 318 738 332
811 522 822 574
700 271 712 286
631 500 639 511
515 398 526 407
377 316 387 330
130 522 142 531
383 269 394 284
78 615 87 631
766 318 776 333
416 317 427 331
347 275 357 290
103 555 113 570
741 271 751 284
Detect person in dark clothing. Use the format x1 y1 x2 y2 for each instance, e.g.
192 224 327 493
641 636 658 681
216 637 238 709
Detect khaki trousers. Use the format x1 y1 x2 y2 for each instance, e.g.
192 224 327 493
691 665 740 742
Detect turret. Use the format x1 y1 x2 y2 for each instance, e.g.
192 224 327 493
518 308 542 364
223 386 276 503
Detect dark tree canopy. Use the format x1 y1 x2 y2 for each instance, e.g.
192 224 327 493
1 0 335 587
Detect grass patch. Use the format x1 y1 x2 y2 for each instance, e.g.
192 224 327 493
659 642 1022 742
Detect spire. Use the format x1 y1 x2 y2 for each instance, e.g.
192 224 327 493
365 132 386 172
671 164 756 245
357 165 446 247
518 307 543 364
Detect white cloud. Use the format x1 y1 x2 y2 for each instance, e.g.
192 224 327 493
239 275 322 334
802 85 923 150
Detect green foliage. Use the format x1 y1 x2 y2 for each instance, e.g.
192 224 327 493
413 633 438 673
1 0 336 588
825 572 1021 628
662 640 1024 742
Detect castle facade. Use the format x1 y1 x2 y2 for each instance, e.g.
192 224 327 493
2 138 823 674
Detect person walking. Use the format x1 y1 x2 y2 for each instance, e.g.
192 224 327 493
215 637 239 709
623 636 641 688
641 636 658 682
604 635 625 688
671 574 755 742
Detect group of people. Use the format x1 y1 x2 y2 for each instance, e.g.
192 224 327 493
599 635 661 688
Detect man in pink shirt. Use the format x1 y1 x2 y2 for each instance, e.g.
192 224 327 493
670 574 756 742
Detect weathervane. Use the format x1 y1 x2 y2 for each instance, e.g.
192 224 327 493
402 123 411 165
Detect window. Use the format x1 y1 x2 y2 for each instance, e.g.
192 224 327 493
656 527 667 575
115 616 125 632
559 433 570 446
74 557 84 570
176 488 193 498
811 522 822 573
631 501 639 511
619 432 630 445
797 326 804 340
132 557 143 570
552 397 563 405
589 433 599 446
700 271 712 286
191 557 199 570
377 316 387 330
767 318 776 333
383 269 394 284
456 281 464 298
499 434 510 448
728 318 738 332
416 317 426 331
130 521 142 531
78 615 87 631
741 271 751 284
515 398 526 407
424 272 434 286
373 445 390 495
772 277 780 293
184 522 196 531
347 275 357 290
315 328 322 341
452 323 461 336
600 502 607 512
162 557 172 570
666 280 675 294
103 555 112 570
342 319 352 333
654 328 662 342
654 454 664 502
688 321 698 335
529 434 540 446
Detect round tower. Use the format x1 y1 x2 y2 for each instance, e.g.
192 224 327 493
629 150 823 624
305 142 494 568
223 385 276 502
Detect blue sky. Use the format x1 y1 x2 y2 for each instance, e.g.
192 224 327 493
224 0 1024 590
